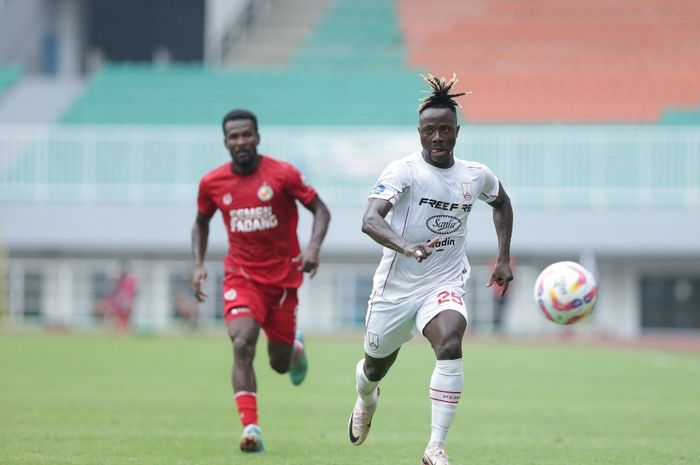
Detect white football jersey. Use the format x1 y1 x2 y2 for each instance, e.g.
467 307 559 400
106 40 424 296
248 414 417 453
368 151 500 302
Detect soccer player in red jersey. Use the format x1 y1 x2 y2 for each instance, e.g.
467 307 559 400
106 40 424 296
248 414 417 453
191 109 331 453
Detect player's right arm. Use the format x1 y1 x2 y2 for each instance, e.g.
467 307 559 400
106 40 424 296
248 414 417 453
191 212 213 302
361 198 438 263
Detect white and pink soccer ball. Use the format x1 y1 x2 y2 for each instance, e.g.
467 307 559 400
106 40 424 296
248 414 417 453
534 261 598 325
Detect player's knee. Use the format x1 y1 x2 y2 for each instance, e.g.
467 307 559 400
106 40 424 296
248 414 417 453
269 356 290 374
433 334 463 359
363 362 387 382
231 335 256 361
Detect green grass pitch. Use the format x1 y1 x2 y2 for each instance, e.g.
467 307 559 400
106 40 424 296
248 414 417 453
1 332 699 465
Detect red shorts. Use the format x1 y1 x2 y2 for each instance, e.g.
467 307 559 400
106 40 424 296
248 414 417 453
222 273 298 344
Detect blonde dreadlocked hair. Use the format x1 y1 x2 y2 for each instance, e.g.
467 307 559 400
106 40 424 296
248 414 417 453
417 73 469 113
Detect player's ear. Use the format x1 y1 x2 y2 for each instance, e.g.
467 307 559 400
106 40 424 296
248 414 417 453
456 125 460 136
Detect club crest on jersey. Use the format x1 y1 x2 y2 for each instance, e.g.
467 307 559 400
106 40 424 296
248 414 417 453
224 289 238 301
367 331 380 351
257 183 273 202
461 182 472 202
222 193 233 205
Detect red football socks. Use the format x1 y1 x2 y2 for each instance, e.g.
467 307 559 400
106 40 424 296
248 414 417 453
235 391 258 427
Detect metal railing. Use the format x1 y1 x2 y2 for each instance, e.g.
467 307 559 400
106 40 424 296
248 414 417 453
1 124 698 208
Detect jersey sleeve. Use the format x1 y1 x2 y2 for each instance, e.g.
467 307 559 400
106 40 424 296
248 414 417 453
478 165 500 203
368 159 411 205
197 177 218 216
285 164 318 206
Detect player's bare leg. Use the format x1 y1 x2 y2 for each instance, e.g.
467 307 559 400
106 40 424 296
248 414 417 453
421 310 467 465
266 330 307 385
289 331 308 385
228 316 265 452
348 349 399 445
267 339 293 373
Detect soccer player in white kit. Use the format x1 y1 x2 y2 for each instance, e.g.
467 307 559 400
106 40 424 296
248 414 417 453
347 74 514 465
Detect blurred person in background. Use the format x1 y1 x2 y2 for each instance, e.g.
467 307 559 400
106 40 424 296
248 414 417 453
348 75 513 465
191 109 331 453
173 277 199 330
489 255 515 334
95 261 138 332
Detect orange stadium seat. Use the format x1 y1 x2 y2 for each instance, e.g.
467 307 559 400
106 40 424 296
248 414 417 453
396 0 700 123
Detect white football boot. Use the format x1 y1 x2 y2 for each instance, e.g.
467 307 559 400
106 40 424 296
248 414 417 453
347 387 379 446
422 442 449 465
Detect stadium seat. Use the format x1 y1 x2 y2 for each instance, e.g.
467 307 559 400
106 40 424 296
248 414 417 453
0 65 21 97
396 0 700 123
61 0 423 127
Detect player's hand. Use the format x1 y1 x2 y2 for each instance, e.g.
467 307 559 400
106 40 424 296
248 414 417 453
487 260 513 297
404 236 441 263
192 265 208 303
292 249 320 278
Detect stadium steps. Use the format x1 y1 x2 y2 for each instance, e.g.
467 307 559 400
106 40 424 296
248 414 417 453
0 76 85 124
290 0 409 72
225 0 334 67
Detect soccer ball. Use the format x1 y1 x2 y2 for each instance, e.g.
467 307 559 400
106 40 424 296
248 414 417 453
534 261 598 325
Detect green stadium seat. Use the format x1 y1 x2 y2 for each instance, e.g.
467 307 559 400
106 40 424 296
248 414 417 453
0 65 21 96
61 0 423 126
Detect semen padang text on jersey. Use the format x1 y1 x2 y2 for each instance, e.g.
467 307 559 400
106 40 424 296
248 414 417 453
228 206 279 233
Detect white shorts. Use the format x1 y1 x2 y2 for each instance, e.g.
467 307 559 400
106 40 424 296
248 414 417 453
363 286 469 358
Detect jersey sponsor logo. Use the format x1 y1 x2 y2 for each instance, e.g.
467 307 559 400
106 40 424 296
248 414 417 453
257 182 273 201
429 236 456 251
418 197 472 212
223 193 233 205
371 183 386 194
229 307 251 317
229 206 279 232
426 215 462 234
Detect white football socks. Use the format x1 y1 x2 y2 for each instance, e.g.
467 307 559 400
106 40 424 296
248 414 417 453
355 359 379 407
428 358 464 445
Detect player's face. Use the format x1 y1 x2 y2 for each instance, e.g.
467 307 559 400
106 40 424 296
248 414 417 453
224 119 260 170
418 107 460 168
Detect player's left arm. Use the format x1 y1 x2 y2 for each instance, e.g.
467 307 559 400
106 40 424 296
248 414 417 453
487 181 514 296
294 196 331 278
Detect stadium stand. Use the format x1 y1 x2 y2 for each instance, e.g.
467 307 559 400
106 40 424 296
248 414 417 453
61 0 700 125
62 0 423 126
61 65 422 126
396 0 700 123
11 0 694 206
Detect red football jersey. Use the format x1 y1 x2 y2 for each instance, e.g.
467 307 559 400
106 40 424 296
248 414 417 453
197 155 318 288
